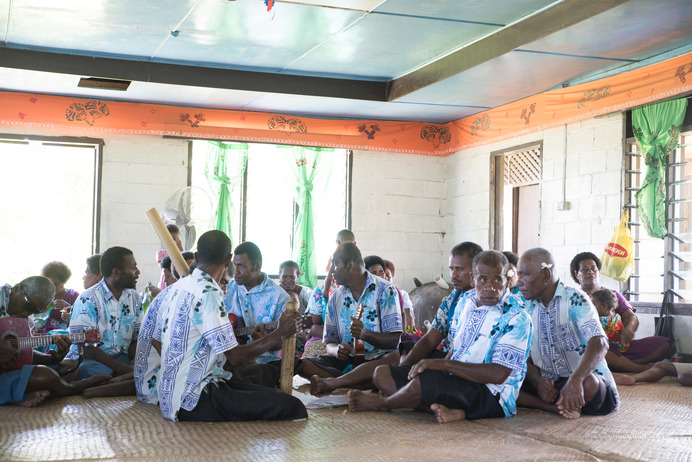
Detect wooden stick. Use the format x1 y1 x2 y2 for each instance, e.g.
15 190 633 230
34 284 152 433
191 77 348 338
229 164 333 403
145 207 189 277
279 300 299 395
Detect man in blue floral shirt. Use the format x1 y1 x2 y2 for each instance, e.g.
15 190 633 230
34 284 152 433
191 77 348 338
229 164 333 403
67 246 143 379
516 248 618 419
348 251 532 423
301 243 403 396
400 241 482 364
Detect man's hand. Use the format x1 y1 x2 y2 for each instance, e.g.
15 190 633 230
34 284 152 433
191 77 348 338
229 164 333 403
537 378 560 403
349 316 365 340
48 335 72 364
275 312 299 339
0 338 18 370
556 376 585 413
251 324 268 341
335 343 353 361
408 358 443 380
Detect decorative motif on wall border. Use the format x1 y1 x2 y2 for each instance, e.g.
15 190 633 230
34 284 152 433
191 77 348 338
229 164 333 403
65 101 110 126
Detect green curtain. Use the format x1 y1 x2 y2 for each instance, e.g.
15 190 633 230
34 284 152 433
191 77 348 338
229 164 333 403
280 145 334 288
633 98 688 238
204 141 248 247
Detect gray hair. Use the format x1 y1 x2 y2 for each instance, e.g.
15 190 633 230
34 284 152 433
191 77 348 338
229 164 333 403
20 276 56 308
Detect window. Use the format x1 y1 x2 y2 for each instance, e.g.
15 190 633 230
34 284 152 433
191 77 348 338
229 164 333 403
190 141 350 277
0 136 101 284
625 128 692 303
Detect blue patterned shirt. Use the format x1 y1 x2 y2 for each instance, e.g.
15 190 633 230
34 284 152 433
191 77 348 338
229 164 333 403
450 289 532 417
323 272 403 360
430 289 466 351
67 280 142 360
224 273 289 364
306 284 328 321
524 281 618 404
0 284 11 318
134 285 174 406
155 268 237 421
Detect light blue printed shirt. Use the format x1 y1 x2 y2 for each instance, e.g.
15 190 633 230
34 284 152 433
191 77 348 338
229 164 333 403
155 268 237 422
306 284 328 322
67 280 142 360
0 284 11 317
524 281 619 405
134 285 174 406
430 289 466 351
450 289 532 417
323 272 403 361
224 273 289 364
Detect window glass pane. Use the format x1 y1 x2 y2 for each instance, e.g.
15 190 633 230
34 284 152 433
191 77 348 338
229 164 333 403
0 140 97 285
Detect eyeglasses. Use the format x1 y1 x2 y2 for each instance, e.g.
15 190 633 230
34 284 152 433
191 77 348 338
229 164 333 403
17 284 50 315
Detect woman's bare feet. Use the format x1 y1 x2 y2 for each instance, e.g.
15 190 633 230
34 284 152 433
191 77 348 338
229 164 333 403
430 403 466 423
17 390 50 407
310 375 334 396
347 390 387 412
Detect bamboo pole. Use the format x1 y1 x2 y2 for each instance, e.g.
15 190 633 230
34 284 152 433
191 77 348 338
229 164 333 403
145 207 189 277
279 300 299 395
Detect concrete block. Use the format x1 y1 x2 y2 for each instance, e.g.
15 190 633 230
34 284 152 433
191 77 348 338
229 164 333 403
565 174 592 199
578 150 607 175
594 121 624 148
423 180 444 199
564 221 591 247
388 213 422 233
591 171 621 196
542 223 565 246
406 197 441 216
568 128 595 154
605 146 625 171
578 196 606 222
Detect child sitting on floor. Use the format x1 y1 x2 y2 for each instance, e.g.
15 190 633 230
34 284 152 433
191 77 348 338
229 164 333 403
591 289 630 353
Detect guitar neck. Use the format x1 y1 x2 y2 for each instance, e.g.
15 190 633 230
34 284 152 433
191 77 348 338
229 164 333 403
234 321 279 337
15 331 86 351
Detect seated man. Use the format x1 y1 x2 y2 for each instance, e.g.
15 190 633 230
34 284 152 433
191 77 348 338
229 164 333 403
147 230 307 422
1 276 107 407
278 260 312 313
347 251 531 423
516 248 619 419
67 246 143 379
323 229 356 300
224 242 290 365
365 255 415 332
400 242 482 363
300 243 403 395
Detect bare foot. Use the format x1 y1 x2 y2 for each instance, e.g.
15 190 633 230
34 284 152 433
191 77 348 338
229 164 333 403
430 403 466 423
17 390 50 407
310 375 332 396
558 407 582 419
613 373 636 386
71 374 111 395
347 390 387 412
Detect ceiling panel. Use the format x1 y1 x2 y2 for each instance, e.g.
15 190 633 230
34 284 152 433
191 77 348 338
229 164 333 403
523 0 692 61
372 0 556 25
399 50 628 109
155 0 367 73
288 13 498 78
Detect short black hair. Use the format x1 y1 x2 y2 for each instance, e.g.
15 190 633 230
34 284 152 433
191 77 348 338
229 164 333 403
336 229 355 243
41 261 72 284
161 255 172 270
591 288 617 309
334 243 363 268
364 255 386 272
502 251 519 267
472 250 508 273
100 247 133 278
451 241 483 259
570 252 601 283
86 254 102 276
234 241 262 266
197 230 232 265
182 251 194 261
279 260 300 274
166 224 180 235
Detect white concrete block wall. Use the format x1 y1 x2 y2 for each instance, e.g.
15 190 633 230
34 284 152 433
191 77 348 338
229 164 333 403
351 150 446 292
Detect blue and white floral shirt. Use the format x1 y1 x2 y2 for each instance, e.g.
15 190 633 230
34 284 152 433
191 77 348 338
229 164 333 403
67 280 142 360
134 284 174 406
450 289 532 417
431 289 466 351
155 268 237 421
323 272 403 360
306 284 328 322
524 281 618 404
224 273 289 364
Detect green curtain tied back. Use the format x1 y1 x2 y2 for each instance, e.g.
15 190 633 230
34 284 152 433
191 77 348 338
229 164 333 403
632 98 688 238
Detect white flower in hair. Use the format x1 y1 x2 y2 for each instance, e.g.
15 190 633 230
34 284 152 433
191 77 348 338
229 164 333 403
506 269 516 278
541 262 553 269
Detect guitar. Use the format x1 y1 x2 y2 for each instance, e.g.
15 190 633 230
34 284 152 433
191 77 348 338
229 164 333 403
227 313 313 340
1 317 101 371
351 304 365 366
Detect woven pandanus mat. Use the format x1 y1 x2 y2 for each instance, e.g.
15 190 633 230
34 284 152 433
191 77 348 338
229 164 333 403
0 378 689 461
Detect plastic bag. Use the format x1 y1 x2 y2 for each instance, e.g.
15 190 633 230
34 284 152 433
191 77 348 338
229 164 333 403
600 210 635 283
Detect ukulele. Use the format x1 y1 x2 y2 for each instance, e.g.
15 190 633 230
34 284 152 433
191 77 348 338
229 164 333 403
1 316 101 371
227 313 313 342
351 304 365 366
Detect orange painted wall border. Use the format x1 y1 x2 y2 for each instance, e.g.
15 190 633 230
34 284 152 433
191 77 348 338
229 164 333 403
0 51 690 156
